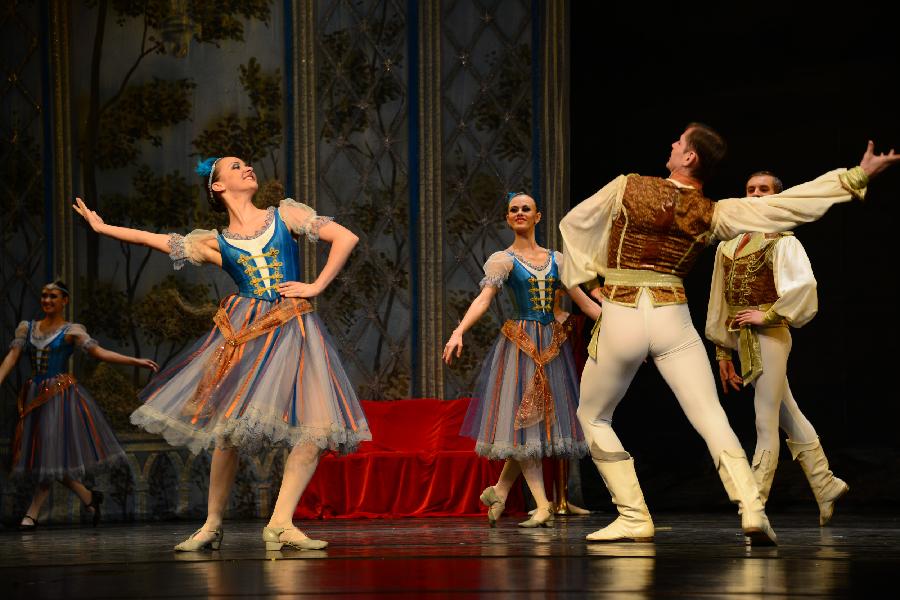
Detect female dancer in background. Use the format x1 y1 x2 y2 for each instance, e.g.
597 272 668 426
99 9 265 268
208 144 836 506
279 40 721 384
443 192 601 528
73 155 369 551
0 281 158 529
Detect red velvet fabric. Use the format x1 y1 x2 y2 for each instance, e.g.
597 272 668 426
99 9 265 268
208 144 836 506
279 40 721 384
294 398 526 519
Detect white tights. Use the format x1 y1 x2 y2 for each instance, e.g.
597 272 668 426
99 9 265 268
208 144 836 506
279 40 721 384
752 328 818 464
577 293 741 460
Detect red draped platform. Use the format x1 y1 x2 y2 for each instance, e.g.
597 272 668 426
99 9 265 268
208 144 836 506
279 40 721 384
294 398 526 519
295 316 589 519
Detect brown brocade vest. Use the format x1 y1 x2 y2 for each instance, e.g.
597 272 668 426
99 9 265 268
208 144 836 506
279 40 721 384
721 232 784 326
601 175 715 305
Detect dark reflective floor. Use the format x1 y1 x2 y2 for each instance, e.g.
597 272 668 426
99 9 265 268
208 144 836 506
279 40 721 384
3 511 898 598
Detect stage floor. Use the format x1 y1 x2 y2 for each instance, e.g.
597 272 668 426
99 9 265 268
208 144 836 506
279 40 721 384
3 511 899 598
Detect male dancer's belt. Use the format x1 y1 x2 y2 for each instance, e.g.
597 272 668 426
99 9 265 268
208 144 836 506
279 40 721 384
587 268 684 359
726 302 786 386
602 268 683 288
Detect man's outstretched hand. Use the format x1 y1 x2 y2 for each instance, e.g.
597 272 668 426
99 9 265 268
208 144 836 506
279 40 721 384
860 140 900 178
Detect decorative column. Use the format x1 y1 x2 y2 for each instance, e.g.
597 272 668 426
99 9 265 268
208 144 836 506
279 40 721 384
540 0 569 252
417 0 445 398
291 0 320 279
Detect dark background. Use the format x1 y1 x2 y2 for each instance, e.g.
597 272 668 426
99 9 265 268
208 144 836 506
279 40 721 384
570 0 900 512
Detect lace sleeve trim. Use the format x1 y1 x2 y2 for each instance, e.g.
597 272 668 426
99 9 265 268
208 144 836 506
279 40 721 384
78 338 99 354
303 216 335 243
479 274 506 289
168 233 203 271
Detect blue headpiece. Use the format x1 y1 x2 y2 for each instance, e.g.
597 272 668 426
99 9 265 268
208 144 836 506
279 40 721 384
195 157 221 197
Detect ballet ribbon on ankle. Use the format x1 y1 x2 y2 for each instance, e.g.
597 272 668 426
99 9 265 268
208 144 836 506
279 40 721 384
501 319 571 431
12 374 77 464
186 297 314 422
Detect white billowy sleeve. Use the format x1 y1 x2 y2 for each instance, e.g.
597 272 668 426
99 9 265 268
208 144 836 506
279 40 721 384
559 175 626 288
9 321 28 350
167 229 218 270
554 251 566 283
480 251 514 288
712 168 867 241
770 236 818 328
279 198 334 242
65 323 98 353
553 251 572 311
705 243 737 351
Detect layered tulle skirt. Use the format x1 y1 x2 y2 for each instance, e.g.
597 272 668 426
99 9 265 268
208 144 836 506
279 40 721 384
131 295 370 455
461 319 588 460
12 375 126 481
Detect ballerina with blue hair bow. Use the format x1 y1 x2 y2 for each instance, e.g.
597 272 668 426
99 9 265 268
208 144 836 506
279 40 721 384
443 190 601 528
73 154 370 552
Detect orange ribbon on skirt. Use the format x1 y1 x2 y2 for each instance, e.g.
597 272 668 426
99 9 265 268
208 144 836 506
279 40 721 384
500 319 571 431
12 374 77 464
186 297 314 421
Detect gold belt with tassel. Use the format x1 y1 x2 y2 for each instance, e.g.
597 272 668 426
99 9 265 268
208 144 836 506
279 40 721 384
726 302 785 386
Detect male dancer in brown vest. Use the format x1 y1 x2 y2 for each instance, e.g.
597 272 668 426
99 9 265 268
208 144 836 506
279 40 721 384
706 171 848 526
560 124 897 545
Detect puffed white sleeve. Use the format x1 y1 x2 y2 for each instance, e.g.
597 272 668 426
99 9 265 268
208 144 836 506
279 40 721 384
770 236 818 328
554 251 566 283
559 175 626 288
66 323 99 353
9 321 28 350
480 251 514 288
711 168 867 241
279 198 335 242
705 243 737 354
168 229 218 270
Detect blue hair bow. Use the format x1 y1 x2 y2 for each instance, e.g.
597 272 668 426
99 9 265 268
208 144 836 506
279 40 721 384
195 157 220 177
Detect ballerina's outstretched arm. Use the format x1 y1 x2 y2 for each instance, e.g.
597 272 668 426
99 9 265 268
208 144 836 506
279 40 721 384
72 197 222 266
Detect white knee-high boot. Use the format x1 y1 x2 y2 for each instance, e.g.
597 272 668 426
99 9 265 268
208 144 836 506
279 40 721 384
717 450 778 545
585 444 654 543
751 449 778 506
786 437 849 526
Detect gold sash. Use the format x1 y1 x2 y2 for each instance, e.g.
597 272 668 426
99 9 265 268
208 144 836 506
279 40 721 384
602 268 684 288
726 302 784 386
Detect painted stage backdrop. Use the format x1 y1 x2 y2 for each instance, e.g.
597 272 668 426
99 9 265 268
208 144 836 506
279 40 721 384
0 0 570 522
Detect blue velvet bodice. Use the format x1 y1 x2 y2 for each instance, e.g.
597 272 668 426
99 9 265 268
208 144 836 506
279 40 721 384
26 322 75 382
504 252 561 325
217 210 301 301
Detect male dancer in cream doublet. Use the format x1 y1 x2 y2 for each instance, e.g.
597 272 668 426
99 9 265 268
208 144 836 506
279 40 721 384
560 123 897 546
706 171 848 526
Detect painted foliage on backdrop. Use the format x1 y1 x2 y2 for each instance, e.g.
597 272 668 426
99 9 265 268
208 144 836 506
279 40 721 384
313 0 413 400
0 2 48 433
441 0 535 398
71 0 283 429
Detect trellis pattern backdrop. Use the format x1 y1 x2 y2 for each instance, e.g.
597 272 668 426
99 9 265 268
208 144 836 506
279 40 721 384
0 0 568 523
